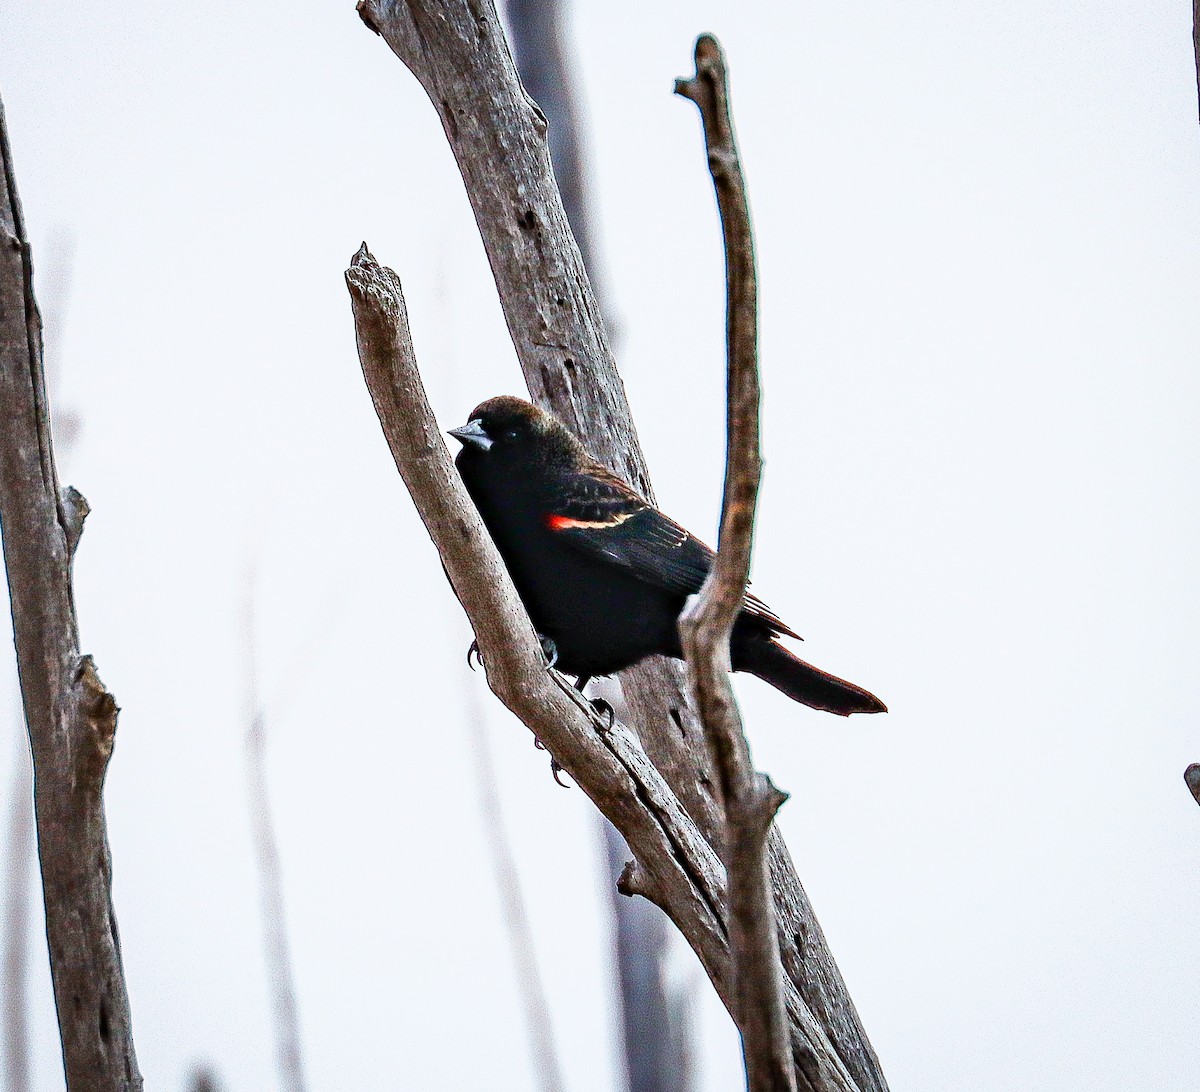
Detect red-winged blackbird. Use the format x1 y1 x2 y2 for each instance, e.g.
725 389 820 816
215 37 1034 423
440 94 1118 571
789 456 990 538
450 396 885 716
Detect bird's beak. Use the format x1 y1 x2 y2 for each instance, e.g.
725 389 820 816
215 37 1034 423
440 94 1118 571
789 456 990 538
448 419 493 451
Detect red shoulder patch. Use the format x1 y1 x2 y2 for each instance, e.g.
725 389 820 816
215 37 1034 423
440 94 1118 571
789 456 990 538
546 511 637 532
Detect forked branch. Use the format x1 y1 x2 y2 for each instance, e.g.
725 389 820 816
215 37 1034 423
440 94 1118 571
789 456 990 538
676 35 796 1092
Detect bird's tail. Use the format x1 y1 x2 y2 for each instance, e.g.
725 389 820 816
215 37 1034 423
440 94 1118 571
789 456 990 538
734 639 887 716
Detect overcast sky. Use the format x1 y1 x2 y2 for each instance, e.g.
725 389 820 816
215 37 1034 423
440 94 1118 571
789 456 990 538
2 1 1199 1090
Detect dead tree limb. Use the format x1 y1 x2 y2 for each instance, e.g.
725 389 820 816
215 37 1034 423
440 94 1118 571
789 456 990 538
675 35 795 1092
0 94 142 1090
354 4 888 1088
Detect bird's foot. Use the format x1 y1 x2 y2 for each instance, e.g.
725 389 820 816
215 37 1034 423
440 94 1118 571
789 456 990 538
538 634 558 670
589 697 615 731
466 639 482 671
533 736 570 788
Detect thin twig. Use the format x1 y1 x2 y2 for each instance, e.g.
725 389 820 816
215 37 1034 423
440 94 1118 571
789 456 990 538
244 573 310 1092
675 35 796 1092
0 91 142 1089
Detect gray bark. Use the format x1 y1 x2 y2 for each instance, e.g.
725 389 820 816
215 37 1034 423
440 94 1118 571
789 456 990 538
354 2 888 1088
0 94 142 1090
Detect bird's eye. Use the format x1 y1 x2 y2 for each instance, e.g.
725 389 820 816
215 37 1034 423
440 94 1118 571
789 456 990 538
504 428 521 441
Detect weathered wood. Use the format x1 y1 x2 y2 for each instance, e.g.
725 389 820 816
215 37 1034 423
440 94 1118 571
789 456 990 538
355 4 888 1088
0 94 142 1091
675 35 796 1092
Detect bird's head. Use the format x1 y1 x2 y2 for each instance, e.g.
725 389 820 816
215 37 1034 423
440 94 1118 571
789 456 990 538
448 396 582 472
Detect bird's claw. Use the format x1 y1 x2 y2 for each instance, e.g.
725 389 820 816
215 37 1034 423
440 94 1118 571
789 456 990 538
533 737 570 787
467 639 483 671
589 697 616 731
538 634 558 670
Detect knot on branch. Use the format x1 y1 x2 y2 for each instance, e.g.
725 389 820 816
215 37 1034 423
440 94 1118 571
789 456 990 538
616 858 656 902
72 655 119 783
749 772 789 830
673 34 727 111
60 485 90 558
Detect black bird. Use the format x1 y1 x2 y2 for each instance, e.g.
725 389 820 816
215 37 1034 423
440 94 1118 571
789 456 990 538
449 396 885 716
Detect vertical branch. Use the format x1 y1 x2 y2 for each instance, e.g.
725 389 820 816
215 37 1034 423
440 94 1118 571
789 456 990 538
4 228 77 1092
603 821 688 1092
675 36 795 1092
0 93 142 1089
502 0 598 275
243 576 310 1092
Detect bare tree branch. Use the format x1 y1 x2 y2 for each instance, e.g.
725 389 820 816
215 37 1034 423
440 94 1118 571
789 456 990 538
0 92 142 1089
354 4 887 1088
3 226 78 1092
347 245 856 1092
675 35 795 1092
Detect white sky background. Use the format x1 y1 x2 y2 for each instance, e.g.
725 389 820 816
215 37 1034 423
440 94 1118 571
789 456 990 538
2 0 1199 1089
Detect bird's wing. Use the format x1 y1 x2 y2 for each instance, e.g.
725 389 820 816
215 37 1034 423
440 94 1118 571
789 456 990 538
545 463 800 640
